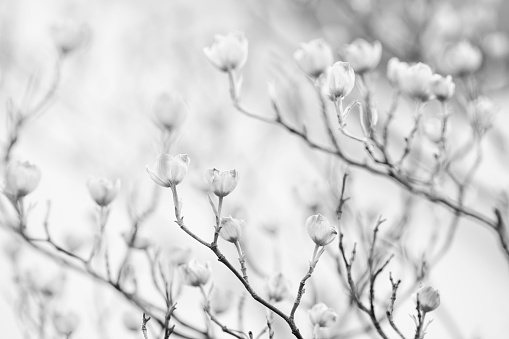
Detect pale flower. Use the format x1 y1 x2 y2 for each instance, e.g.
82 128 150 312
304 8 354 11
429 74 455 102
53 312 80 335
306 214 337 246
86 176 120 207
219 216 245 243
343 39 382 73
294 39 334 78
386 57 409 89
322 62 355 101
204 31 248 72
440 40 483 75
153 93 188 130
205 168 239 197
50 19 88 55
415 285 440 312
181 259 212 287
4 160 41 200
399 63 434 101
309 303 338 327
146 153 190 187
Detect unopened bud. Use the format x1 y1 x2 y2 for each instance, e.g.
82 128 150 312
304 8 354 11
168 247 192 266
306 214 337 247
416 285 440 312
4 160 41 201
219 216 245 243
204 32 248 72
86 176 120 207
153 93 188 131
309 303 338 328
430 74 455 102
146 153 190 187
343 39 382 74
294 39 334 78
50 19 88 55
205 168 239 197
181 259 212 287
322 62 355 101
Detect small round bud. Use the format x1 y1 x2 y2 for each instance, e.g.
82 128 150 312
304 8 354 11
294 39 334 78
204 31 248 72
343 39 382 74
482 32 509 59
322 62 355 101
219 216 245 243
205 168 239 197
265 273 292 302
306 214 337 247
4 160 41 200
146 153 190 187
430 74 455 102
416 285 440 312
87 176 120 207
309 303 338 328
181 259 212 287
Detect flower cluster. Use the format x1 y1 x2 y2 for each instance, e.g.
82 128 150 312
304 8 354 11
388 58 455 102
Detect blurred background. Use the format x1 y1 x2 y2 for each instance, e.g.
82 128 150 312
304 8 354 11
1 0 509 338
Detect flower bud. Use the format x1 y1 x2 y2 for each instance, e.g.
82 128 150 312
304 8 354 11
4 160 41 200
146 153 190 187
86 176 120 207
482 32 509 59
294 39 334 78
168 247 192 266
265 273 291 302
309 303 338 328
387 57 409 89
441 40 483 75
153 93 188 131
210 288 233 314
322 62 355 101
64 233 85 253
205 168 239 197
50 19 88 55
343 39 382 73
204 31 248 72
306 214 337 247
469 96 497 136
430 74 455 102
219 216 245 243
416 285 440 312
400 63 434 101
53 312 80 335
181 259 212 287
122 311 140 332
